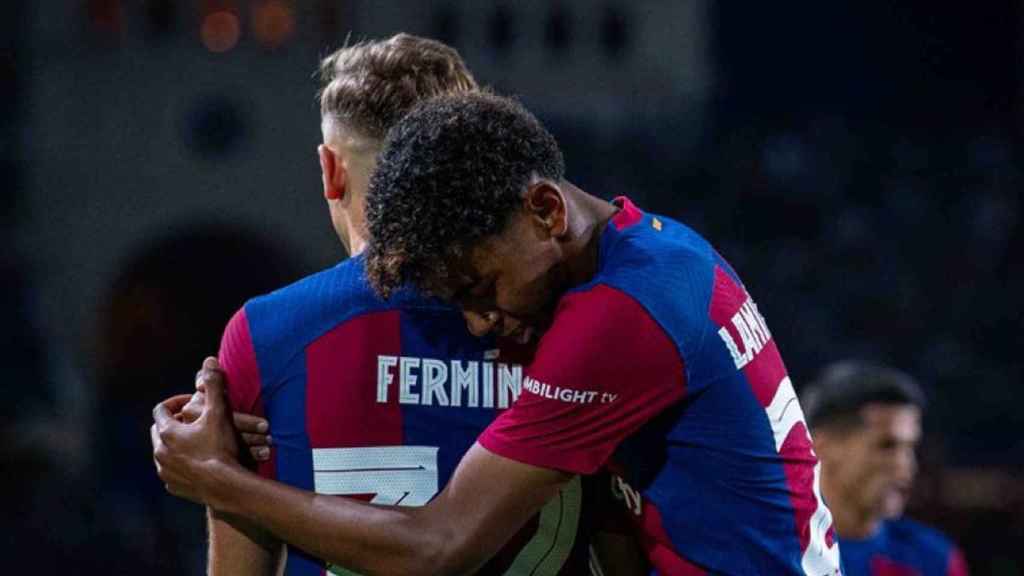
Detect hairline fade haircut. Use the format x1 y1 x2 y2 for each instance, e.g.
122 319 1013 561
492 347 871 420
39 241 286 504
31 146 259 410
316 33 478 142
801 361 927 433
365 91 566 299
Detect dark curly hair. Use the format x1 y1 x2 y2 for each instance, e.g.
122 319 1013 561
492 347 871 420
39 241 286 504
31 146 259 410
365 92 565 298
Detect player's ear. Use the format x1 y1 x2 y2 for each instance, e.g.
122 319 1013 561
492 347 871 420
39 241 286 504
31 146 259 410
524 180 568 238
318 144 347 201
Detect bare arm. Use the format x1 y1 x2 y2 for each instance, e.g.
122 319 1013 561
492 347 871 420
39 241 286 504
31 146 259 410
202 443 570 576
207 508 283 576
175 389 282 575
152 361 572 576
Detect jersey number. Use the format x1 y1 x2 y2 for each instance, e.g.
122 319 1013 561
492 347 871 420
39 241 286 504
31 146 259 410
312 445 582 576
765 377 841 575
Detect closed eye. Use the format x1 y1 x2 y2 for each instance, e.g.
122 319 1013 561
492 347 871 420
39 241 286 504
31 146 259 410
458 279 497 311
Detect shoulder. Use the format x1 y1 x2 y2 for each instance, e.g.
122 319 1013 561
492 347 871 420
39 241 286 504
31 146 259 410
244 256 414 349
247 257 376 324
593 209 721 360
545 283 679 359
532 283 686 401
241 257 442 384
601 209 716 285
886 517 959 556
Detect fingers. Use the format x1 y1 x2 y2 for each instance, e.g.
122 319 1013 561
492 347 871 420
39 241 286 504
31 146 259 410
162 394 193 415
150 422 175 483
240 432 271 447
235 413 271 460
179 390 206 424
197 365 228 417
150 422 163 454
232 412 269 434
195 356 222 390
151 413 207 504
152 399 180 428
250 446 272 462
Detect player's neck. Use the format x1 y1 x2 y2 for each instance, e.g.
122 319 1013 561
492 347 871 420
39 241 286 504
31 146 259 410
832 496 884 540
559 182 618 287
337 210 368 257
821 472 883 539
345 231 368 257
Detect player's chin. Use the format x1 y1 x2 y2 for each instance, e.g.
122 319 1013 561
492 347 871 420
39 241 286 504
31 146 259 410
880 490 908 518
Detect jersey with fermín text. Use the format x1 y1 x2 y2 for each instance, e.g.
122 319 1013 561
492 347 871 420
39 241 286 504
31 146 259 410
218 254 599 576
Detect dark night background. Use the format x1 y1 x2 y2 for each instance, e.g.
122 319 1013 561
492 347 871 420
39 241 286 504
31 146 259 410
2 1 1021 573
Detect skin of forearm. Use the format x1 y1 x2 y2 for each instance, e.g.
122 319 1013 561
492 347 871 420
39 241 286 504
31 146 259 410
204 462 464 576
207 508 280 575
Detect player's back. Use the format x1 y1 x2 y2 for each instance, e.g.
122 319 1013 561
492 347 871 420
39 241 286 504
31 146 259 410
589 198 841 574
218 255 596 575
839 518 968 576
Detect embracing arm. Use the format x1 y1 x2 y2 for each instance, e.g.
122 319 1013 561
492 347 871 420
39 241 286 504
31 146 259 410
152 366 570 576
207 508 283 576
171 391 282 575
201 442 570 576
156 284 678 575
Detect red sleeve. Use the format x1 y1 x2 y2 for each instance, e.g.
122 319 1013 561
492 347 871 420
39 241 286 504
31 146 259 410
218 307 275 479
478 284 686 474
218 307 262 414
947 548 969 576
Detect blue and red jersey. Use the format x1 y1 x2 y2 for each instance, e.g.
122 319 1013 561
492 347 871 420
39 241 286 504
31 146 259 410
479 197 842 575
218 255 599 575
839 518 968 576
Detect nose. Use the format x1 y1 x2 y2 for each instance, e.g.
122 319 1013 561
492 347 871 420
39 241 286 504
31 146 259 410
463 310 500 337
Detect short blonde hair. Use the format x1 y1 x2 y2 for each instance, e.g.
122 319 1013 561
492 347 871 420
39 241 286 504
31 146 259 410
317 33 478 141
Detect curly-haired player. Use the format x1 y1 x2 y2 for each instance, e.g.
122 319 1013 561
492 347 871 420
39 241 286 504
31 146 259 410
154 91 841 574
152 36 639 576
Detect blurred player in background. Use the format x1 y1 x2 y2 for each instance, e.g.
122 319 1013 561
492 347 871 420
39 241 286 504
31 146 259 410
803 361 968 576
160 34 631 575
154 91 841 574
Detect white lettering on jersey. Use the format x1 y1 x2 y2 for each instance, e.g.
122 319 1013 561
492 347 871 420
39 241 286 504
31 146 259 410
376 355 523 408
421 358 449 406
498 363 522 409
610 475 643 516
522 376 601 405
376 356 398 402
313 445 438 506
399 356 419 404
766 377 841 574
314 446 581 576
713 284 841 574
451 360 479 407
482 361 495 408
717 296 773 369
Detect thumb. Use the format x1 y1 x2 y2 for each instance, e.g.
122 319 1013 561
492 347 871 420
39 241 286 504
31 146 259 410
195 357 221 390
162 394 194 415
197 365 228 417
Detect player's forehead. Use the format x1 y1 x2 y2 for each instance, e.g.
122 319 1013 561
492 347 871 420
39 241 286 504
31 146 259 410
439 243 496 294
435 236 511 297
433 210 531 296
859 403 921 438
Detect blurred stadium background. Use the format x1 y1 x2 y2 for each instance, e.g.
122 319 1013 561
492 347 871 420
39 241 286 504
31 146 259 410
2 1 1021 573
